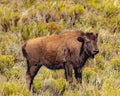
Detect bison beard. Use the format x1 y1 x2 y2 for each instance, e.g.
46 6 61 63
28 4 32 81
22 30 99 92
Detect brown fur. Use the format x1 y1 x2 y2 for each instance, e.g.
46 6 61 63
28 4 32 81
22 30 99 92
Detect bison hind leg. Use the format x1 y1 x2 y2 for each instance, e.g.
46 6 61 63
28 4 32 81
64 63 73 84
26 60 42 92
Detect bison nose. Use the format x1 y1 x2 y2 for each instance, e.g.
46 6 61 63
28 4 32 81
93 50 99 54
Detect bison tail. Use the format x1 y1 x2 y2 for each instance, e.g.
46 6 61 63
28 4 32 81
22 43 27 57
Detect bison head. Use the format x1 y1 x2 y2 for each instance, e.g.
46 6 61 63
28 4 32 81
78 32 99 58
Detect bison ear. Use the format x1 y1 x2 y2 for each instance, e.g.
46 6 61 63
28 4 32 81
77 37 84 42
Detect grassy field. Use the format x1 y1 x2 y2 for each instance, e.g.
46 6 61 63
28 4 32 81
0 0 120 96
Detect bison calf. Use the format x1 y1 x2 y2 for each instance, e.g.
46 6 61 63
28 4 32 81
22 30 99 91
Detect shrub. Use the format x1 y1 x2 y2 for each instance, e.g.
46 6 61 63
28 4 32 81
43 78 68 95
34 77 43 93
63 89 80 96
0 7 4 17
21 22 62 40
95 54 105 70
107 15 120 33
83 89 100 96
110 57 120 71
83 67 96 83
87 0 100 10
0 32 23 62
68 5 84 25
4 68 20 80
58 2 68 14
0 8 20 32
54 78 68 93
22 0 35 8
69 5 84 17
100 43 114 59
45 22 62 35
0 83 4 95
37 3 44 12
0 55 14 74
101 78 120 96
21 23 38 40
87 14 99 28
1 15 11 32
80 12 99 29
51 70 64 79
2 82 32 96
37 24 49 36
39 67 53 79
105 3 119 18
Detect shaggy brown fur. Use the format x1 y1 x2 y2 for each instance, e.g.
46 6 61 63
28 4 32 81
22 30 99 91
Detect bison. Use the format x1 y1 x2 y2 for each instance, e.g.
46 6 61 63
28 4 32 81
22 30 99 91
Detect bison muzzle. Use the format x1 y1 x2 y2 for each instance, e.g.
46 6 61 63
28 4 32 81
22 30 99 92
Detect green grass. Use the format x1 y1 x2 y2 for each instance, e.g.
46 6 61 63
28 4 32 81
0 0 120 96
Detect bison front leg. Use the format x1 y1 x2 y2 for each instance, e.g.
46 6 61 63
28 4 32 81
74 67 82 84
64 63 73 84
26 60 41 92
